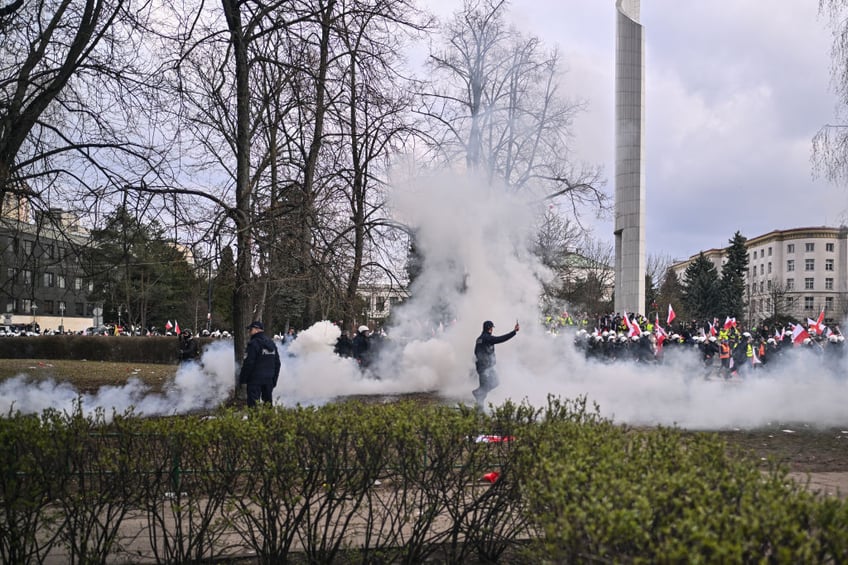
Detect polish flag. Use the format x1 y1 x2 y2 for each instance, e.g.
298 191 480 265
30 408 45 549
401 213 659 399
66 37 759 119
709 322 717 336
165 320 173 331
723 316 736 330
175 320 181 336
667 304 676 326
628 317 642 338
791 324 810 345
808 308 825 335
623 312 632 333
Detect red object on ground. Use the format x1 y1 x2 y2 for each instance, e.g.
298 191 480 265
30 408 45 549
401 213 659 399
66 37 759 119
482 471 500 483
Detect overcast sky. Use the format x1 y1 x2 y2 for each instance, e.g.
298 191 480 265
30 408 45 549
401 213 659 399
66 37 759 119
424 1 848 262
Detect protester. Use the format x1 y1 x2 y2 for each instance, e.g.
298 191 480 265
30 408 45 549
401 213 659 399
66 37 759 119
238 321 281 408
473 319 519 408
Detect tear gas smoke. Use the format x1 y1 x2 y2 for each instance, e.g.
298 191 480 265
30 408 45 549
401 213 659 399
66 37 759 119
2 173 847 429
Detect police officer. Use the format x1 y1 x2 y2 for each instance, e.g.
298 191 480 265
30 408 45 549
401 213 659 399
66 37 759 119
238 321 281 407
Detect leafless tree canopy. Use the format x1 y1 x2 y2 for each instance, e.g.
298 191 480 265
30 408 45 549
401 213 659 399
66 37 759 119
420 0 606 217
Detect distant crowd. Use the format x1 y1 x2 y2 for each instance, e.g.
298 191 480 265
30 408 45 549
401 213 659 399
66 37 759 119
568 311 845 377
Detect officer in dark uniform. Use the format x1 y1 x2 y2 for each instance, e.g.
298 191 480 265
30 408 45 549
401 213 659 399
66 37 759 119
238 321 281 407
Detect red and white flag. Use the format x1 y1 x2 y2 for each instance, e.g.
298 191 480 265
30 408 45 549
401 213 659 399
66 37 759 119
723 316 736 330
709 321 717 336
628 316 642 338
165 320 173 331
808 308 826 335
175 320 181 335
791 323 810 345
667 304 676 326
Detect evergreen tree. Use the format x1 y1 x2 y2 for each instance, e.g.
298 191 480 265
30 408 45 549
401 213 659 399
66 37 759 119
212 245 236 330
657 267 688 324
644 272 658 317
83 206 198 332
719 231 748 321
682 253 721 322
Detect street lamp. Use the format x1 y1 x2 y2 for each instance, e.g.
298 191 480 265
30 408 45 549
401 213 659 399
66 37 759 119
31 302 38 333
59 302 65 334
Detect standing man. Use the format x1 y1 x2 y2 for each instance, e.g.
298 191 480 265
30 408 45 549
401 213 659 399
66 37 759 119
472 320 519 407
238 321 281 407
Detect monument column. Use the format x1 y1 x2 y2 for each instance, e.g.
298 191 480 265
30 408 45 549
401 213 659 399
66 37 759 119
614 0 646 314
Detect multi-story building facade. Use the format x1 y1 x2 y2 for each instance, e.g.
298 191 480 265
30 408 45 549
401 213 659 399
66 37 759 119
671 226 848 326
0 196 98 332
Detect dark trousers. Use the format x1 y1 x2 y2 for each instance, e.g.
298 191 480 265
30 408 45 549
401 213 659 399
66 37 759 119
246 384 274 407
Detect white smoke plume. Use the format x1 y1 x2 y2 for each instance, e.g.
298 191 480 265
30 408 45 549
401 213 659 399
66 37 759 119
2 172 847 429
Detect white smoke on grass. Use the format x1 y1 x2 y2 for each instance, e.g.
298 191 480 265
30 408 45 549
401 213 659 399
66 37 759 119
2 171 848 429
0 340 236 418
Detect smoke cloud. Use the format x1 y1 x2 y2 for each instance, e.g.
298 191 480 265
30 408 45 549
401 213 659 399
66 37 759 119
2 172 846 429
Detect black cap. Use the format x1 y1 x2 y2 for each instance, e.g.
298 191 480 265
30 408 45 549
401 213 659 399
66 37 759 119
483 320 494 331
247 321 264 331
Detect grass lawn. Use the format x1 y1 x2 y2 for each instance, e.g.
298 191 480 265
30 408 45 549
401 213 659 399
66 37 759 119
0 359 178 394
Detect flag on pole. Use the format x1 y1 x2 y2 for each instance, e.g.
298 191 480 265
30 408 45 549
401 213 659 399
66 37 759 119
791 323 810 345
175 320 181 336
752 347 762 365
723 316 736 330
628 316 642 338
667 304 676 326
165 320 173 331
709 321 717 336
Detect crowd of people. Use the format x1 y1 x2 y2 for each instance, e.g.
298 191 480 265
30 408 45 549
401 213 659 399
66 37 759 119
572 312 846 378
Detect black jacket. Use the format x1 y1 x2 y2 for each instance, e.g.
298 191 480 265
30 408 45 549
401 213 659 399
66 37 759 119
474 330 516 371
239 332 281 386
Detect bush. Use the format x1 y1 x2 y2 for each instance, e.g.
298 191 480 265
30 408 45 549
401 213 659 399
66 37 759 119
0 336 212 364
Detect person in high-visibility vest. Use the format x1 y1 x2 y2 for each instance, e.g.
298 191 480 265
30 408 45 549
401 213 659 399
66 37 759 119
719 338 731 378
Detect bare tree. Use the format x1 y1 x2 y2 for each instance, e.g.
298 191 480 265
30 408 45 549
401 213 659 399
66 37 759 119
814 1 848 187
420 0 606 217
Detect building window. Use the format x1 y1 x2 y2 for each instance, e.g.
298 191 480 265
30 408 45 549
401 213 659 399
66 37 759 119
759 281 764 292
75 302 84 316
786 278 794 290
787 260 795 272
826 297 834 310
804 296 814 310
805 259 815 271
766 298 772 311
86 303 95 316
22 270 32 285
787 243 795 253
21 299 32 313
58 275 66 289
806 242 815 252
826 277 834 290
74 278 82 290
826 243 834 252
805 277 814 290
6 267 16 281
767 279 772 289
58 301 66 315
759 264 764 276
768 247 772 256
46 245 54 259
43 272 54 288
826 259 834 271
767 262 772 274
43 300 53 314
87 280 93 292
23 240 33 254
376 297 386 312
5 300 13 313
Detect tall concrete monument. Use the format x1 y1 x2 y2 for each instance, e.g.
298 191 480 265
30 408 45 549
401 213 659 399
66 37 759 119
614 0 646 314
